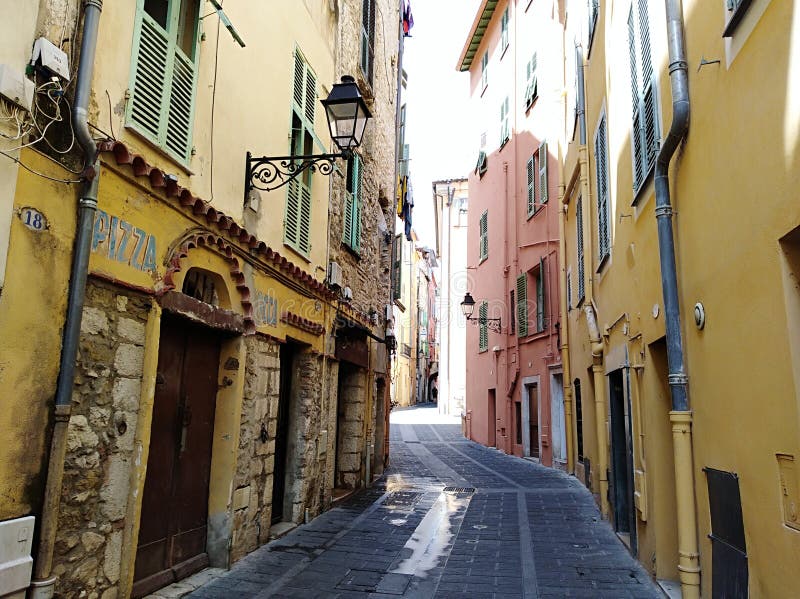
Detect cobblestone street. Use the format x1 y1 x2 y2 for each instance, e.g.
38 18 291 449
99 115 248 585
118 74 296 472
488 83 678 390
179 406 662 599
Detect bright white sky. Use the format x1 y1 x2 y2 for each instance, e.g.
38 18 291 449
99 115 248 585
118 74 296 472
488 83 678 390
401 0 482 249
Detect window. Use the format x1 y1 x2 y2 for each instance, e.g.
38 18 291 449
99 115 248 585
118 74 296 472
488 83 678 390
524 52 538 108
476 150 488 177
285 49 317 256
576 196 585 303
342 155 363 252
479 301 489 352
566 268 573 310
481 52 488 92
479 210 488 262
628 0 659 194
574 379 584 461
500 96 510 146
516 272 528 337
361 0 376 84
723 0 755 37
501 8 509 53
128 0 201 163
509 289 516 335
392 234 402 301
588 0 600 49
595 116 611 261
526 140 548 217
534 257 546 333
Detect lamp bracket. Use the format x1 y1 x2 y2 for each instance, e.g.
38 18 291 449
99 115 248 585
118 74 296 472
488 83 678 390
245 150 350 194
465 314 502 334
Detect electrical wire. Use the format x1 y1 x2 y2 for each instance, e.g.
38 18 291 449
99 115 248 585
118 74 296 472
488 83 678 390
0 148 81 184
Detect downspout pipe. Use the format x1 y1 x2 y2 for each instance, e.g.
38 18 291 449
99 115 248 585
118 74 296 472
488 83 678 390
584 304 609 519
30 2 102 596
655 1 700 597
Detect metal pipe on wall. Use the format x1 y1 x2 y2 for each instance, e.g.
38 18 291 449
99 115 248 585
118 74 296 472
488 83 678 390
656 0 700 596
30 2 103 597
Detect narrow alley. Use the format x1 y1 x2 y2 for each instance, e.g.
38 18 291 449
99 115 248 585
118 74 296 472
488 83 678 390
175 406 661 599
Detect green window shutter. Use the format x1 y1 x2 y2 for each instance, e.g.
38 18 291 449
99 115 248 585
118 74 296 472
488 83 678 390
595 116 610 259
392 235 402 301
628 2 658 192
343 155 363 251
526 156 535 217
539 140 548 203
481 52 488 90
285 179 301 248
128 1 198 163
536 256 545 332
517 273 528 338
501 8 509 50
298 183 312 254
525 53 538 107
499 100 506 144
577 196 585 302
479 302 489 352
479 210 488 261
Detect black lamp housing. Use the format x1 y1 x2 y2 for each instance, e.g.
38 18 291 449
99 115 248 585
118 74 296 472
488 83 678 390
321 75 372 154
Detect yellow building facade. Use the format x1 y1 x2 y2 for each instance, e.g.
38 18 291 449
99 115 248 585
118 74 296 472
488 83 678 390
560 0 800 596
0 1 399 596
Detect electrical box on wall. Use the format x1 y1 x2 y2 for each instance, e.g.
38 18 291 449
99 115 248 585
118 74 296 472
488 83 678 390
0 65 34 112
31 37 70 80
0 516 35 597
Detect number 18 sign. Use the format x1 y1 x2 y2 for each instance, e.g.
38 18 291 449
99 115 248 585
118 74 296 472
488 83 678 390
19 207 47 232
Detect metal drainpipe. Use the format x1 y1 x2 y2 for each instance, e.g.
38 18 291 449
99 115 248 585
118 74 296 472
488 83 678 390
29 2 102 597
656 0 700 596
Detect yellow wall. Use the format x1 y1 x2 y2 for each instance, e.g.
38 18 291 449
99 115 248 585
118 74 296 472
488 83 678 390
562 0 800 594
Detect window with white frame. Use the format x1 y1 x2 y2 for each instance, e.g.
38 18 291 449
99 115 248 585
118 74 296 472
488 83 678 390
524 52 538 108
500 96 510 146
526 140 548 217
481 51 489 92
628 0 659 195
501 8 509 53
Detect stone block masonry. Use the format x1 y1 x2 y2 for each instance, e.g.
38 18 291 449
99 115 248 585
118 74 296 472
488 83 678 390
52 278 151 598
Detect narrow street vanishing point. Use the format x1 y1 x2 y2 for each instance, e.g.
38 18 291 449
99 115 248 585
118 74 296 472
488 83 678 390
175 406 661 599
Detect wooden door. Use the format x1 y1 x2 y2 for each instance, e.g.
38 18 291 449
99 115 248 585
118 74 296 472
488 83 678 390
133 315 220 597
487 389 496 447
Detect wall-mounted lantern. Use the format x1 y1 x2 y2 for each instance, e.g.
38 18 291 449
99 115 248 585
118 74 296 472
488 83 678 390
246 75 372 194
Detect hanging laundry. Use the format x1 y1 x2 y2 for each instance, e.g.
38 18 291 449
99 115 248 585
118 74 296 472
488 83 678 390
397 175 407 217
403 1 414 37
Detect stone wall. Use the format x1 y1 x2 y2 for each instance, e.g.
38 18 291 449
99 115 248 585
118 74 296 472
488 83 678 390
335 364 367 489
230 335 280 563
53 279 151 599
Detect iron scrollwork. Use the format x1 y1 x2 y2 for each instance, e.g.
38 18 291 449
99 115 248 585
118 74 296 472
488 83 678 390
245 151 348 194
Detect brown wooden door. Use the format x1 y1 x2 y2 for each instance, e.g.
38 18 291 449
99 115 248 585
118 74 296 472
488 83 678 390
133 314 220 597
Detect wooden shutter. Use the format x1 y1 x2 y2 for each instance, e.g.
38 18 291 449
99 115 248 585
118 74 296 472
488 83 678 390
298 184 312 254
567 269 573 311
595 116 610 259
538 140 548 203
285 179 301 248
629 1 658 191
589 0 599 44
479 211 488 261
577 196 585 302
392 235 402 301
526 53 538 106
500 99 506 144
517 273 528 338
501 8 509 49
361 0 375 83
536 257 545 332
526 156 535 216
481 52 488 90
479 302 489 352
294 50 316 128
343 154 362 251
129 2 198 163
129 12 170 142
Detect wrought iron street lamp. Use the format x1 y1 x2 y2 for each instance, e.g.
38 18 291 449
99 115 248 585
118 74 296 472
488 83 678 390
246 75 372 194
461 292 502 333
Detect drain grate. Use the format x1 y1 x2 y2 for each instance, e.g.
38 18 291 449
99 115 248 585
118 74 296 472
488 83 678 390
442 486 476 494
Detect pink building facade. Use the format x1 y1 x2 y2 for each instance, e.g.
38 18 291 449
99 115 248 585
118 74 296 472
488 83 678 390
459 0 565 467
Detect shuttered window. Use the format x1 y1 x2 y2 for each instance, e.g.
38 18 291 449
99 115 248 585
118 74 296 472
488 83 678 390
361 0 376 84
538 140 548 204
343 154 363 252
723 0 753 37
479 210 488 262
536 257 546 332
516 273 528 338
479 301 489 352
500 96 510 146
595 116 611 261
628 0 658 194
501 8 509 52
526 155 535 217
128 0 200 164
588 0 599 48
510 289 516 335
577 196 586 303
481 52 488 92
524 53 538 108
285 49 317 256
567 268 573 310
392 234 402 301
